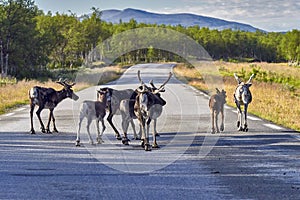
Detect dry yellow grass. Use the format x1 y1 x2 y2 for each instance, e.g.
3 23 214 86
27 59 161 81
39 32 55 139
217 61 300 80
0 65 125 115
0 80 90 114
174 62 300 131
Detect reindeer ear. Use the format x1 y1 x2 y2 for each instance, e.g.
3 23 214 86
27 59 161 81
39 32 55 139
216 88 221 94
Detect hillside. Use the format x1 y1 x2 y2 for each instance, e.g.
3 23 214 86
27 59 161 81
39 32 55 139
101 8 262 32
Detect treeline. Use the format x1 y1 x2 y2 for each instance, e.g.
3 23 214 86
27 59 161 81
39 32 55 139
0 0 299 79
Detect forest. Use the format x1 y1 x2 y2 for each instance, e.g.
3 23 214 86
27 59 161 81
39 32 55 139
0 0 299 79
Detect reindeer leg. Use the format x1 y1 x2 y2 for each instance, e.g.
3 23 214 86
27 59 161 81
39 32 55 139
45 109 52 133
86 118 94 145
100 118 105 143
107 113 121 140
121 117 130 145
138 125 142 139
29 104 36 134
76 115 83 146
153 119 160 137
236 104 243 131
144 118 151 151
215 111 220 133
36 107 46 133
51 109 58 133
211 110 215 134
243 104 249 132
140 118 146 148
96 118 105 144
96 118 101 144
220 110 225 132
130 119 139 140
147 118 159 148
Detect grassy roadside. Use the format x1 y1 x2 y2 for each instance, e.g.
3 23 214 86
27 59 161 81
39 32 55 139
174 62 300 132
0 65 126 115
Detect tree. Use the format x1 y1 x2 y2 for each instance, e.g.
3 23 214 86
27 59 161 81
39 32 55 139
281 30 300 64
0 0 44 78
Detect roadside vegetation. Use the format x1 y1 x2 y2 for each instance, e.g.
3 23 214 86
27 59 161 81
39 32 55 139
0 65 125 115
174 62 300 131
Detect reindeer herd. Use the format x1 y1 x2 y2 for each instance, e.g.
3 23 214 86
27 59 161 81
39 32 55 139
28 70 254 151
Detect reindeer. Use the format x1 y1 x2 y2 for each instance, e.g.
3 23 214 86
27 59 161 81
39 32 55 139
105 88 138 140
233 73 254 132
120 70 172 146
75 88 109 146
29 79 79 134
131 70 172 151
209 88 227 134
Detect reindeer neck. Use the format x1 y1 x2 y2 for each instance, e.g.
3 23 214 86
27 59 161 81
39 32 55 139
56 89 68 103
98 95 107 105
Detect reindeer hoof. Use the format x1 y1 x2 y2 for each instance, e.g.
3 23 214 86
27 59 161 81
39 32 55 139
122 137 129 145
41 127 46 133
52 128 59 133
144 144 151 151
155 133 160 137
244 128 248 132
141 140 145 147
75 140 80 147
97 137 104 144
220 125 224 132
152 143 159 148
29 130 36 134
115 135 122 140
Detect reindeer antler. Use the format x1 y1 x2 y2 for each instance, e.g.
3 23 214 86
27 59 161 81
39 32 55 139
158 72 172 90
149 80 156 89
246 74 255 84
137 70 144 85
56 78 65 86
56 78 76 87
234 73 243 84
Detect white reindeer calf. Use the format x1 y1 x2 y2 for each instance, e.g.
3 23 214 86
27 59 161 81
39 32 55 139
75 88 109 146
234 73 254 132
209 88 227 134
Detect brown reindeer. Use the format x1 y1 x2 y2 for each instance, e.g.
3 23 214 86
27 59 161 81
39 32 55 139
133 70 172 151
209 88 227 134
29 79 79 134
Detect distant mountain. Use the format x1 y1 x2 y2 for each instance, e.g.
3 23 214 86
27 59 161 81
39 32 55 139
100 8 263 32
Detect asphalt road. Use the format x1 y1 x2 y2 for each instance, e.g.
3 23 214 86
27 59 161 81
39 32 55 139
0 63 300 199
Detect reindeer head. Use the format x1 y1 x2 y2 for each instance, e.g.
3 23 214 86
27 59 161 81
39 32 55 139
216 88 227 104
96 88 109 102
56 79 79 101
137 70 172 106
234 74 254 104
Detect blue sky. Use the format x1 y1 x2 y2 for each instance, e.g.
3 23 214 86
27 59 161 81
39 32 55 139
34 0 300 32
